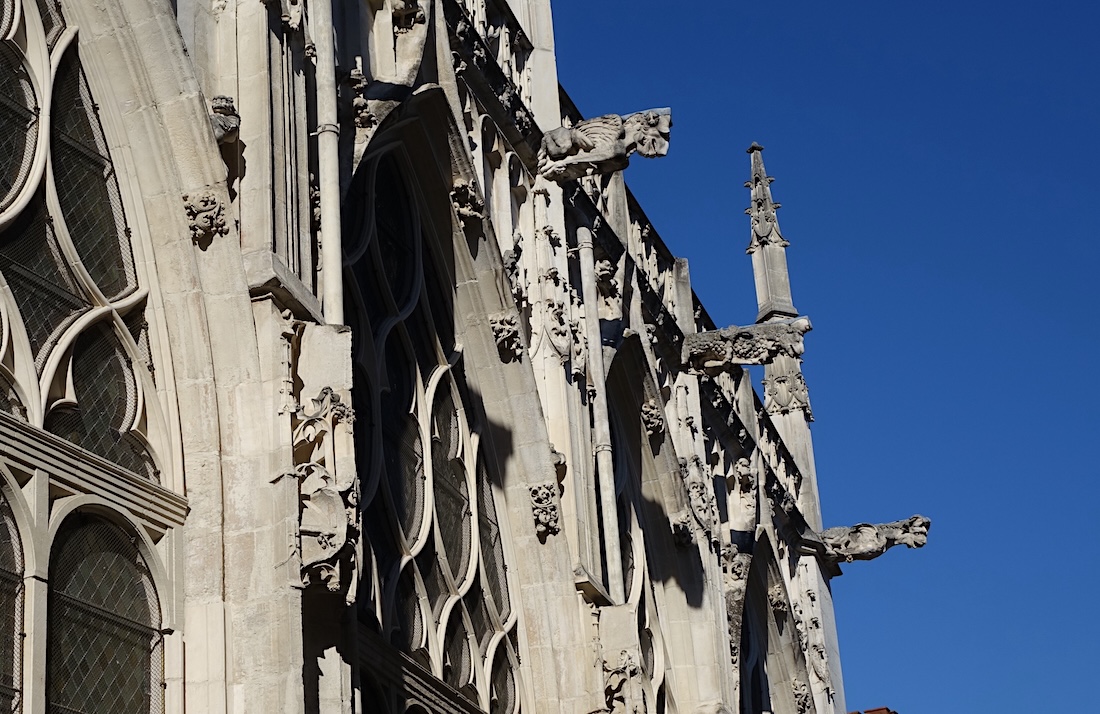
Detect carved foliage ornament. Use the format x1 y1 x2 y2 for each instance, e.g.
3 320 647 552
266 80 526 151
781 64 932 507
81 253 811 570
763 367 813 421
528 482 560 541
183 192 229 248
744 142 790 254
451 180 484 226
287 387 359 597
682 317 811 375
820 514 931 564
538 108 672 182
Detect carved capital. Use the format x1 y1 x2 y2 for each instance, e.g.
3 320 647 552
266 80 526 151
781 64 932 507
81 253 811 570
490 312 523 361
528 482 560 541
538 108 672 182
682 317 811 374
183 192 229 248
820 514 931 564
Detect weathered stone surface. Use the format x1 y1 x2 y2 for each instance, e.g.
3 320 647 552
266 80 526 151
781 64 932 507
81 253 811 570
538 108 672 181
821 515 932 564
682 316 812 374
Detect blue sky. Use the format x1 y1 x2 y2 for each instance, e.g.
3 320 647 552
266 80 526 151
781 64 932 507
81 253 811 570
553 1 1100 711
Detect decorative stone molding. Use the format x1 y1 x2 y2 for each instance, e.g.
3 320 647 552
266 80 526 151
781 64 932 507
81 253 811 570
210 95 240 145
183 193 229 248
820 515 931 564
721 546 752 666
595 259 619 297
762 367 813 421
490 313 522 362
682 317 811 375
286 387 359 596
528 482 560 541
641 399 664 437
538 108 672 182
745 142 790 254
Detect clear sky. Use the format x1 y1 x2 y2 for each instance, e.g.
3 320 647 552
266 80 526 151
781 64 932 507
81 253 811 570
552 1 1099 711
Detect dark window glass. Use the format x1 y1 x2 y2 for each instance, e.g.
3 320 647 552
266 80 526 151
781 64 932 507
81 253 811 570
47 513 163 714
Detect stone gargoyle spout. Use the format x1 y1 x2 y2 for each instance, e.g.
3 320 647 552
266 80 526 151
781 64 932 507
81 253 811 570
538 108 671 182
681 316 811 375
820 514 931 564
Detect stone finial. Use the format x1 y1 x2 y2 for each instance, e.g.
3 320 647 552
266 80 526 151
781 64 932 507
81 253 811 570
681 317 811 375
210 95 240 145
537 108 671 182
820 514 931 564
744 142 788 254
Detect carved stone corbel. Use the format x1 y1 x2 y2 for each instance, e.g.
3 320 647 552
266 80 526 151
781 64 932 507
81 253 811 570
451 180 484 230
820 515 931 564
681 317 811 375
538 108 672 182
183 192 229 248
490 312 523 362
641 398 664 437
209 95 240 145
528 482 560 541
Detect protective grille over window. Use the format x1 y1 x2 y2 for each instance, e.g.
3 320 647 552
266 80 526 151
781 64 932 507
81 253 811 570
351 154 522 710
0 44 37 211
0 190 90 367
51 51 137 302
0 496 23 713
43 322 156 480
0 2 158 481
47 513 163 714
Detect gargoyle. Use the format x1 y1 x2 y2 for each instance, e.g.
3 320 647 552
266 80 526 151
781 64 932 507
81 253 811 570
681 317 811 375
820 514 931 564
537 108 671 182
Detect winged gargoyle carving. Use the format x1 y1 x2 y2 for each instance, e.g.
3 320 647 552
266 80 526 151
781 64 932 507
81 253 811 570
538 108 672 182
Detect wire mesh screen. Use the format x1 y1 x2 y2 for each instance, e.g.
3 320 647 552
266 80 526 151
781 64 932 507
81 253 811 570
43 322 156 480
442 613 473 697
0 374 25 421
35 0 65 51
489 644 517 714
47 514 163 714
51 51 136 302
0 1 14 40
433 455 471 583
122 309 155 385
477 458 509 623
0 44 37 212
0 189 90 368
0 496 23 713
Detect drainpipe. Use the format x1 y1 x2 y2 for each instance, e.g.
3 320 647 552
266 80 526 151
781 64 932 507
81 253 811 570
576 222 624 604
312 0 344 324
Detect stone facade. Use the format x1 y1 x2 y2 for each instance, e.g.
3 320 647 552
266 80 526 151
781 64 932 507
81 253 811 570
0 1 928 713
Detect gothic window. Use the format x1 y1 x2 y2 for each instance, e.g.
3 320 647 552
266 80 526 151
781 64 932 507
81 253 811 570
47 512 163 714
0 0 160 479
0 496 23 713
350 152 522 713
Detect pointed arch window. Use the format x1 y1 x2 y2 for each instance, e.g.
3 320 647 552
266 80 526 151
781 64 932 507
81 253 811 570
47 513 163 714
0 0 161 480
349 152 523 713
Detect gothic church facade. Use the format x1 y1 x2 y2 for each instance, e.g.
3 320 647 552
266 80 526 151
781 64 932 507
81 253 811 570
0 1 927 713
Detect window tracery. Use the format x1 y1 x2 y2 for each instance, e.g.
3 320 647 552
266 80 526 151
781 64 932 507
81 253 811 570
351 153 522 713
0 0 160 480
